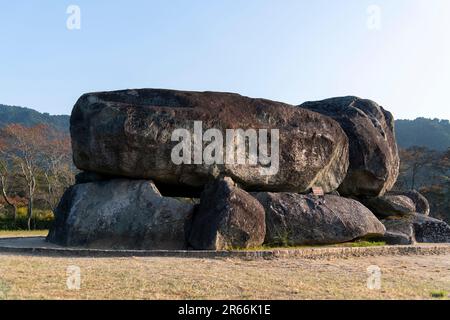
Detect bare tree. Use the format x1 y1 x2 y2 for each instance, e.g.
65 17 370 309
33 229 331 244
0 124 48 230
42 129 74 211
399 147 438 190
0 157 17 222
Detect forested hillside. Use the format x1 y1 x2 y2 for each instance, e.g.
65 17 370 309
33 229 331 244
0 104 69 133
396 118 450 151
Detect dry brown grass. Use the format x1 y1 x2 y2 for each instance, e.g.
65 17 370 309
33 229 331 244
0 230 48 238
0 253 449 300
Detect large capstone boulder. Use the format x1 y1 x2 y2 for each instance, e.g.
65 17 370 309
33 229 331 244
361 195 416 218
71 89 349 194
300 96 400 197
47 179 194 249
388 190 430 216
187 177 266 250
252 193 385 246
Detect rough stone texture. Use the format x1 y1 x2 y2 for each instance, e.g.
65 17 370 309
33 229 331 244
389 190 430 216
71 89 349 194
47 180 194 250
380 214 450 244
75 171 116 185
300 96 400 197
414 214 450 243
252 193 385 246
380 218 415 245
362 195 416 218
382 232 414 245
187 177 266 250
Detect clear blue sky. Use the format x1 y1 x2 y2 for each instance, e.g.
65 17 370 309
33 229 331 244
1 0 449 119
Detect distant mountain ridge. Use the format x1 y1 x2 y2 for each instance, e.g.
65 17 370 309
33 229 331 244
396 118 450 151
1 104 449 151
0 104 69 133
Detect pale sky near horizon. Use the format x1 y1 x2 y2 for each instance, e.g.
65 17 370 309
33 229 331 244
0 0 449 119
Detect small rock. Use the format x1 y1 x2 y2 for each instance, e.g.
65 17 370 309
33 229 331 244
414 214 450 243
381 214 450 244
361 195 416 218
380 218 416 245
389 190 430 216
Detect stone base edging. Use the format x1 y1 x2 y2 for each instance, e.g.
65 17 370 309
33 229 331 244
0 237 449 259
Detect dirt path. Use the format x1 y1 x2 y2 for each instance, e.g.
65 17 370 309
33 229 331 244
0 253 449 300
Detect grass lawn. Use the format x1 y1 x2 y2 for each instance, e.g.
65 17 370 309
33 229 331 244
0 253 449 300
0 230 49 238
0 231 448 300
